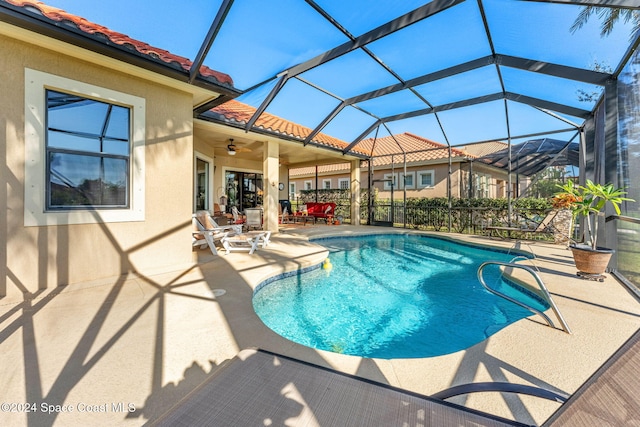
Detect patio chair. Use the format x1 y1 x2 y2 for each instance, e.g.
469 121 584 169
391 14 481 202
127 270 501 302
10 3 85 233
192 214 229 256
195 210 242 235
151 328 640 426
231 206 246 227
245 208 262 230
220 231 267 255
486 210 559 240
279 205 292 224
245 230 271 247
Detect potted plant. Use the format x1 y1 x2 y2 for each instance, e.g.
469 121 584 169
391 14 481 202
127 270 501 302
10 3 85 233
554 180 634 276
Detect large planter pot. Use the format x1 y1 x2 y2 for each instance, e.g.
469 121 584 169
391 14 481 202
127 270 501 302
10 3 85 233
570 244 614 275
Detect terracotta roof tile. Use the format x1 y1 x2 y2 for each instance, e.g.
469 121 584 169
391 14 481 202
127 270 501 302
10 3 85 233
4 0 233 86
288 133 499 176
210 101 489 165
290 163 351 177
210 99 366 153
458 141 508 157
357 133 473 163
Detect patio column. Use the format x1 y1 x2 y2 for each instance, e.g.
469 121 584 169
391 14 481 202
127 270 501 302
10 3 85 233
350 160 361 226
263 140 279 232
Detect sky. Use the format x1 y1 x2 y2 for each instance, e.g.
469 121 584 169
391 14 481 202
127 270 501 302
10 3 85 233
40 0 635 148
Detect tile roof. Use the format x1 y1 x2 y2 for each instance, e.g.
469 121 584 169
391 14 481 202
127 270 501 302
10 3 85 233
458 141 508 157
290 133 478 177
209 100 494 176
209 102 488 163
209 99 361 153
357 132 473 162
290 163 351 177
3 0 233 86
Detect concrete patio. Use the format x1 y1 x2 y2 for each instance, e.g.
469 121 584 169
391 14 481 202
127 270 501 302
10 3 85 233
1 225 639 426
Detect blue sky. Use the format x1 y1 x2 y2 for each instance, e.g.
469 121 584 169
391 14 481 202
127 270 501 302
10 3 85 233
42 0 634 147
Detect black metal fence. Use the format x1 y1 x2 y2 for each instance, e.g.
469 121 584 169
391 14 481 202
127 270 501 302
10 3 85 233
366 203 551 235
293 191 553 237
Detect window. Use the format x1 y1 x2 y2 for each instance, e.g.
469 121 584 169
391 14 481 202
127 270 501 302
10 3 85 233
194 152 213 211
418 170 435 188
338 178 349 190
399 172 415 189
323 179 331 189
25 68 145 225
46 90 130 209
475 174 491 198
383 173 396 190
304 180 312 190
289 182 296 200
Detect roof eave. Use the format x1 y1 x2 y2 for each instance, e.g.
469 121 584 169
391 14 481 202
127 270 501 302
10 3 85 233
0 3 241 99
198 111 370 160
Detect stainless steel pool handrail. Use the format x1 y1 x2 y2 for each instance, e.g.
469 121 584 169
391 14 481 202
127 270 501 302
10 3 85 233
477 261 571 334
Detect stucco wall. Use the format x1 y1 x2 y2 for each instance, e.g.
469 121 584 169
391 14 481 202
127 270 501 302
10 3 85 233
1 35 195 299
291 161 509 200
291 163 464 199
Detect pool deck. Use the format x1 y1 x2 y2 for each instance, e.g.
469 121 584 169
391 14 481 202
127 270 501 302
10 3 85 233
1 225 639 426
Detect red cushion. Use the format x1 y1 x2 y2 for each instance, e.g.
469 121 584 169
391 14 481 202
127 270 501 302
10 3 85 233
304 202 335 218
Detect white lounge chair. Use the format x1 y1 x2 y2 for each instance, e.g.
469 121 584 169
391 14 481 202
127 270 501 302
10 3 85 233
221 231 268 255
195 210 242 235
245 230 271 247
192 214 229 256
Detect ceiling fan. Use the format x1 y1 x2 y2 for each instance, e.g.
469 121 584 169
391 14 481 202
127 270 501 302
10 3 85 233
226 138 252 156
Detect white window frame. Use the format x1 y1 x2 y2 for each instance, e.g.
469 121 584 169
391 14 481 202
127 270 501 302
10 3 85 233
322 179 331 189
24 68 145 226
417 170 435 189
289 182 296 200
383 173 396 190
338 178 350 190
399 171 415 189
475 173 491 198
304 180 313 190
194 151 214 212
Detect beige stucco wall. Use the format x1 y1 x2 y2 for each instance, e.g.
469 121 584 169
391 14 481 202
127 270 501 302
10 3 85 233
291 161 509 201
291 163 463 199
1 34 195 299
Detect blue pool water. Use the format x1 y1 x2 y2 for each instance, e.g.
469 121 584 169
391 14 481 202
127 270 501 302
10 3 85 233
253 234 549 359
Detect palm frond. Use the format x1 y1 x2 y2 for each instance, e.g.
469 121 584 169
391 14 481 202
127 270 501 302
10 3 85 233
570 6 596 34
571 7 640 41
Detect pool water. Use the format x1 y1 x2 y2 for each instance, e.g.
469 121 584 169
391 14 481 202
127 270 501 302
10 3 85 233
253 234 548 359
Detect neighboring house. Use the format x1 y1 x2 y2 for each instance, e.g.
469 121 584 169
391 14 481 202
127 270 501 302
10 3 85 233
0 0 361 300
290 133 510 200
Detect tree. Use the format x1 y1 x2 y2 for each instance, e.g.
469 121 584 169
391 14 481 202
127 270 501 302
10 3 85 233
577 60 612 103
571 7 640 40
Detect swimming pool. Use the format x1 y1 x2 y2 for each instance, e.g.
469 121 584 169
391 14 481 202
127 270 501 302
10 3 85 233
253 234 549 359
